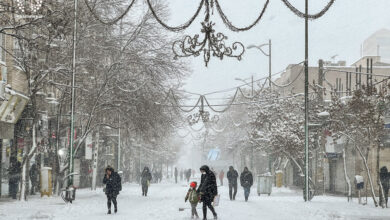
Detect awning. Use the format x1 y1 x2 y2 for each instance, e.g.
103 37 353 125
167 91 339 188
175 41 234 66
0 88 29 138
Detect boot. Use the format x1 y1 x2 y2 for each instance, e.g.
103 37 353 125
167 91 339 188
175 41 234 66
107 210 111 214
213 214 218 219
114 208 117 213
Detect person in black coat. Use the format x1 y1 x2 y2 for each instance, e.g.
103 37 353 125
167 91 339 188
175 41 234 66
186 169 192 183
197 165 218 220
8 158 21 199
141 167 152 196
174 167 178 184
227 166 239 200
103 166 121 214
240 167 253 202
379 166 390 207
29 163 39 195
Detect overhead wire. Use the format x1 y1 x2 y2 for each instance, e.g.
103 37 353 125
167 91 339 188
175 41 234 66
271 66 304 88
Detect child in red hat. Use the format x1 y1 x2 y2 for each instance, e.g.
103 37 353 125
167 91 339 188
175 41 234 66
185 181 199 219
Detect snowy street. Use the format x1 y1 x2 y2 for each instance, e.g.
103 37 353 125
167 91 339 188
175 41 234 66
1 179 389 220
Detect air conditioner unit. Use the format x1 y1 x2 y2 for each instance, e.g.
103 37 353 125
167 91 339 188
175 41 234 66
0 81 5 100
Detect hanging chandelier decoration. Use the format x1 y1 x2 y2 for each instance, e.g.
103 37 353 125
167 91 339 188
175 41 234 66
84 0 269 66
187 96 220 125
147 0 269 67
172 21 244 67
188 109 220 126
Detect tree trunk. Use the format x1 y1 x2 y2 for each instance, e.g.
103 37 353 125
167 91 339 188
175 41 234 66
355 144 378 206
342 149 351 201
19 125 37 201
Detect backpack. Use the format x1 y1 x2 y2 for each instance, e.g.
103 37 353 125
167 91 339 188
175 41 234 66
189 189 199 203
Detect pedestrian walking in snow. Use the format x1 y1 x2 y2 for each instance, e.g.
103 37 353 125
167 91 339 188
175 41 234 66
379 166 390 207
240 167 253 202
8 158 21 199
227 166 238 200
158 170 163 183
185 181 200 219
180 169 184 181
198 165 218 220
218 170 224 186
186 169 192 183
153 170 159 183
103 166 122 214
175 167 178 184
141 167 152 196
29 163 39 195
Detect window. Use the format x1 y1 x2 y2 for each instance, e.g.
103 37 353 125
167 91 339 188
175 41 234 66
0 33 6 63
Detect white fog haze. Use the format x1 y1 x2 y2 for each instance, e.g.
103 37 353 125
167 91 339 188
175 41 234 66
1 0 390 219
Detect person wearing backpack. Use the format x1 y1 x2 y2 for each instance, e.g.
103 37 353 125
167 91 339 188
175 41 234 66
103 166 122 214
185 181 200 219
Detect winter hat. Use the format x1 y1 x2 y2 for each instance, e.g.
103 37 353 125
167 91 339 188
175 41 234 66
105 165 114 172
190 182 197 188
199 165 210 173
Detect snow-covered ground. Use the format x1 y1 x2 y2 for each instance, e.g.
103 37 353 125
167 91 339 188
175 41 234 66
1 179 389 220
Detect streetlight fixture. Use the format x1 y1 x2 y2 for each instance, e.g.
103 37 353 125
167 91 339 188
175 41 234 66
247 39 272 89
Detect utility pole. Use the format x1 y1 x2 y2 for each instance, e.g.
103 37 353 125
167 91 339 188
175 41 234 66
117 114 121 171
304 0 310 202
0 140 2 197
69 0 78 187
269 39 272 89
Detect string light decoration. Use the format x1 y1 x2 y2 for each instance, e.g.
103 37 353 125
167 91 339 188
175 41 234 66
281 0 336 20
15 0 43 14
148 0 269 67
85 0 269 67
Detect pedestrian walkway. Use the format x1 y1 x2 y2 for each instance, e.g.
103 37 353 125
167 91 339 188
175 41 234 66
0 181 389 220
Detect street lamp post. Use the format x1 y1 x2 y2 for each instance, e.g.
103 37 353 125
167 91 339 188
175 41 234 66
69 0 78 187
247 39 272 89
304 0 309 202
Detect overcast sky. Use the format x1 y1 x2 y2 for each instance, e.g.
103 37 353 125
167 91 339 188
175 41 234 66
159 0 390 98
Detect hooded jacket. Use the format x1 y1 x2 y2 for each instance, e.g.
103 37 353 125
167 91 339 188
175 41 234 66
103 166 122 196
197 165 218 198
141 167 152 185
227 166 239 185
380 166 390 189
240 167 253 188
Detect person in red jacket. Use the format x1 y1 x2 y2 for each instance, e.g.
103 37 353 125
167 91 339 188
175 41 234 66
218 170 224 186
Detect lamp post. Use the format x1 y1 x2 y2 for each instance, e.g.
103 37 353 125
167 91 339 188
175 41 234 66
69 0 78 187
304 0 309 202
247 39 272 89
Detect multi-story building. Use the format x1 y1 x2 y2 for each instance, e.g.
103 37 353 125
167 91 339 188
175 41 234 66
0 30 30 197
363 28 390 63
275 31 390 196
